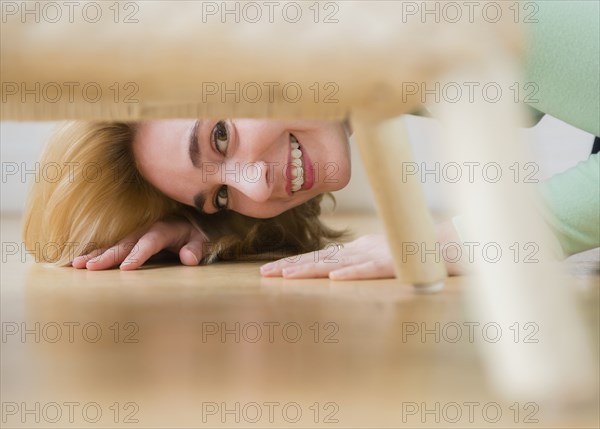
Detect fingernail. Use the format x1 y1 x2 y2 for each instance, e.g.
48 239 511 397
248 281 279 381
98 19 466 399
282 267 299 276
329 270 346 280
261 264 278 274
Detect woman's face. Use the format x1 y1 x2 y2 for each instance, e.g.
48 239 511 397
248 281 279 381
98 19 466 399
132 119 351 218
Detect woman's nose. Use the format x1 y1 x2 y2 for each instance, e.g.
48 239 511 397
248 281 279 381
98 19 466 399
223 160 273 202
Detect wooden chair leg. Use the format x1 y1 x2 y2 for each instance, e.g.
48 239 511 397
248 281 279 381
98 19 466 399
435 54 596 403
352 115 447 291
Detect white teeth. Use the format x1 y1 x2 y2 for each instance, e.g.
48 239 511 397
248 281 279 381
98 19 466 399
292 166 303 178
290 134 304 193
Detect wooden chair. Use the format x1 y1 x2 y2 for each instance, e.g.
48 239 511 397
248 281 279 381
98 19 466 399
2 0 595 405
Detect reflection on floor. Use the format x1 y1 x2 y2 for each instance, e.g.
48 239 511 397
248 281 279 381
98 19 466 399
1 212 598 428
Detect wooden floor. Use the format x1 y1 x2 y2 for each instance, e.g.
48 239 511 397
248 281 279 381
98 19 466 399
1 213 598 428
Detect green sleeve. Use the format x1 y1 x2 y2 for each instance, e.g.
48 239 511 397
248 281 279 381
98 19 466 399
410 2 599 133
448 161 598 262
524 1 600 136
452 155 600 258
449 2 600 257
520 1 600 256
537 154 600 257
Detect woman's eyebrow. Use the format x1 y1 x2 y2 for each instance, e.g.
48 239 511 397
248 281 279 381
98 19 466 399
189 120 210 214
193 191 208 215
188 120 202 168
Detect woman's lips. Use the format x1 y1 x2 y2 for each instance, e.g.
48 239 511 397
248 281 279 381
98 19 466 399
286 142 293 196
301 145 314 191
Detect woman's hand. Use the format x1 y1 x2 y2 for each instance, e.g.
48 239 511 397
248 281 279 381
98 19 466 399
260 221 466 280
260 234 396 280
71 218 208 270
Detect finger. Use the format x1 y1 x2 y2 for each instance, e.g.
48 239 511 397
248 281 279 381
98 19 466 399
280 256 358 279
329 259 395 281
122 221 207 270
176 227 207 266
71 248 106 269
85 240 139 270
119 230 174 270
178 241 204 266
260 250 331 276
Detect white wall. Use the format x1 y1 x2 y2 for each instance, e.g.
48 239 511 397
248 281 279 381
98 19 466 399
0 116 595 214
333 114 595 213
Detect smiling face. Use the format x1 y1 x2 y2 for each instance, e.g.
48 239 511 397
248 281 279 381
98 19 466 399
132 119 352 219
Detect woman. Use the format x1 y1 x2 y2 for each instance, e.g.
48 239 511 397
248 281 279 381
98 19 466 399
22 119 356 274
23 1 599 279
27 116 448 280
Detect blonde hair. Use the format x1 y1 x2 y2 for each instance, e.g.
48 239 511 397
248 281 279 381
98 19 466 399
23 121 348 266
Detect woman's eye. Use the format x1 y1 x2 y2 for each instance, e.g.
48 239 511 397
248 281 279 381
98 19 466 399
215 185 229 210
212 120 229 154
